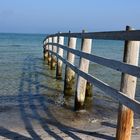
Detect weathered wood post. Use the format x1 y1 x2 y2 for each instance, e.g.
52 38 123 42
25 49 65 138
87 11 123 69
56 34 64 79
48 37 52 65
86 82 93 97
44 38 49 61
51 36 58 70
64 32 77 96
74 30 92 110
116 26 140 140
43 39 46 59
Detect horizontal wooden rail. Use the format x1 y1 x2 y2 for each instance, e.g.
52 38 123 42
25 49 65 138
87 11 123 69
43 26 140 140
46 30 140 41
47 42 140 78
49 50 140 114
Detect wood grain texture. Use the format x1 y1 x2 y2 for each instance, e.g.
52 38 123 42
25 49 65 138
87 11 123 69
51 36 58 70
48 37 52 65
47 42 140 78
75 36 92 110
56 36 64 79
47 30 140 41
116 26 140 140
44 39 49 61
49 50 140 115
64 37 77 96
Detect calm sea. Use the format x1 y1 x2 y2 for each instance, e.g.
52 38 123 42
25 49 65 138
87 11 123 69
0 33 140 107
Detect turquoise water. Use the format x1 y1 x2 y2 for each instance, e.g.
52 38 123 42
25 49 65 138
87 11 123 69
0 33 45 97
0 33 140 106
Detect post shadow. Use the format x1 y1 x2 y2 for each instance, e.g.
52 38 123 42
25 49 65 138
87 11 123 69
101 122 116 128
26 57 63 140
0 127 32 140
17 56 115 140
18 57 42 140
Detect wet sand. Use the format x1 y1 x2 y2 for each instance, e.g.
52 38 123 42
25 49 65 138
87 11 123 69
0 56 140 140
0 93 140 140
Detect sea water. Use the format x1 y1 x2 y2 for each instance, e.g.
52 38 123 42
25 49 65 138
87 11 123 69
0 33 140 108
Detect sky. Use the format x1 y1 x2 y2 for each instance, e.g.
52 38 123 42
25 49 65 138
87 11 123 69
0 0 140 34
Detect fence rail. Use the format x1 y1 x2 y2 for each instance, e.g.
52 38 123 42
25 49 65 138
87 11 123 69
43 26 140 140
48 42 140 78
49 49 140 114
46 30 140 41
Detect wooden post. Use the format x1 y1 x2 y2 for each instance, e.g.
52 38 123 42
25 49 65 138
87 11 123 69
75 30 92 110
116 26 140 140
48 37 52 65
56 34 64 79
44 38 49 61
51 36 58 70
43 40 46 59
86 82 93 97
64 32 77 96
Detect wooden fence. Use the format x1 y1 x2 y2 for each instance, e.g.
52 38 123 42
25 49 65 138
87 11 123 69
43 26 140 140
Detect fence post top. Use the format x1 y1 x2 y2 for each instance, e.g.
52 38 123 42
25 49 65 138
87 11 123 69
126 25 134 31
82 29 86 33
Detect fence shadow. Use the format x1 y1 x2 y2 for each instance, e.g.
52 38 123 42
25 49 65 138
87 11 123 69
0 56 115 140
0 127 32 140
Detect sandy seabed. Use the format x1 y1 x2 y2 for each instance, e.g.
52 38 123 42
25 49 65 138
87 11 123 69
0 94 140 140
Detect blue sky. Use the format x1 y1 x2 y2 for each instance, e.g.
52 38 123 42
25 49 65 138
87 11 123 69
0 0 140 33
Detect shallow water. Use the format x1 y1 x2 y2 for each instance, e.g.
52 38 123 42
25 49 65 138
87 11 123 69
0 33 140 107
0 33 140 140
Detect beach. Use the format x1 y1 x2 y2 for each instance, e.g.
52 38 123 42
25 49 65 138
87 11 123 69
0 33 140 139
0 88 140 140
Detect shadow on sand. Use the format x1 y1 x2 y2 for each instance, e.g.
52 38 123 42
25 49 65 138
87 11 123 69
0 56 115 140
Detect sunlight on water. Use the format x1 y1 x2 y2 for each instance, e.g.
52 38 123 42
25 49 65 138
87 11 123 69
0 33 140 106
